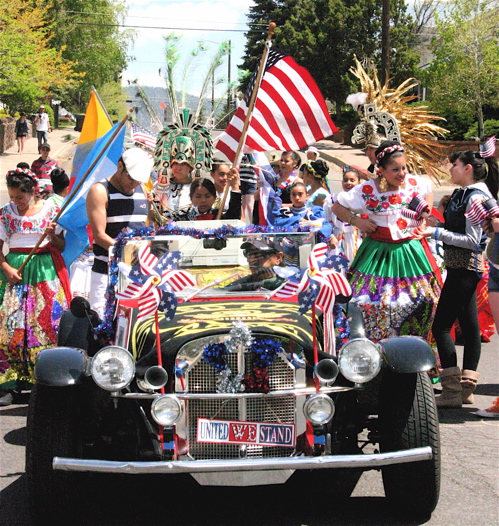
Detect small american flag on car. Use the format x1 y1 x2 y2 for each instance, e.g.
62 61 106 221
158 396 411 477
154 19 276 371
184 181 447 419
131 123 158 150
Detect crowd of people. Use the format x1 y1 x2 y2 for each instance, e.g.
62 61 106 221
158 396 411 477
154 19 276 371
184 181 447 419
0 127 498 417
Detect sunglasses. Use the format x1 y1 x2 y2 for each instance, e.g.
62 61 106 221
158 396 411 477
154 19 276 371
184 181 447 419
243 249 275 259
342 165 353 173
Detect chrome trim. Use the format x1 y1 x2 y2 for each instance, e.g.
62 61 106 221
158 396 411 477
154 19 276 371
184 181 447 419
53 447 432 474
112 386 355 400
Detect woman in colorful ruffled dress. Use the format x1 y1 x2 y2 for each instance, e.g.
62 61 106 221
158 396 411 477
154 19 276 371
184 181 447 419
332 141 441 342
0 169 70 406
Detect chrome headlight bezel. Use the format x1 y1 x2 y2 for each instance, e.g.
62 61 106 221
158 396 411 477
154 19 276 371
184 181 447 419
90 346 135 391
151 395 183 426
338 338 382 384
303 393 335 425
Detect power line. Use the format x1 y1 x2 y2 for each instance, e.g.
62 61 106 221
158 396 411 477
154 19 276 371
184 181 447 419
74 21 254 32
63 10 267 28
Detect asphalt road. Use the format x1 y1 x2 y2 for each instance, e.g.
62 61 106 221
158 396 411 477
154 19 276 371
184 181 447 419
1 336 498 526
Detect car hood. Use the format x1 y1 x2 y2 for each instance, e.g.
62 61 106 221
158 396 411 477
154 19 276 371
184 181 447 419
129 301 314 362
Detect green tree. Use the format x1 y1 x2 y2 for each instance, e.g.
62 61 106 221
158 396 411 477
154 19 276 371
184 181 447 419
0 0 80 112
239 0 419 115
425 0 499 138
239 0 298 92
38 0 134 111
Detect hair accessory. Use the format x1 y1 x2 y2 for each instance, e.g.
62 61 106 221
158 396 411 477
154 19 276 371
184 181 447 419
7 167 36 179
347 57 449 184
375 144 405 164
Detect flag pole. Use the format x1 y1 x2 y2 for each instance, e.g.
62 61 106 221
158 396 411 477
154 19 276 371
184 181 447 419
18 107 135 274
216 22 276 219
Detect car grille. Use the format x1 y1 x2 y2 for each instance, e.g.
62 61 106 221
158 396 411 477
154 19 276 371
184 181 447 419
185 348 297 460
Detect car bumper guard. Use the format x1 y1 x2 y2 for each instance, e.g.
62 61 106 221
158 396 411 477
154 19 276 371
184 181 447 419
53 446 432 474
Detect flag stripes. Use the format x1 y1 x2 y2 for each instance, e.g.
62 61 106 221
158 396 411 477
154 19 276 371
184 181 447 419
216 48 337 163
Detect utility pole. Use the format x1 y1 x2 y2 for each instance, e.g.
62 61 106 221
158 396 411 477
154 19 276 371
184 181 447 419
227 39 232 110
381 0 391 85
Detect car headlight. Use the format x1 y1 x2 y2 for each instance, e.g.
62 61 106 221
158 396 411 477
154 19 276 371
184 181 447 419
91 346 135 391
151 395 183 426
338 338 382 383
303 393 335 425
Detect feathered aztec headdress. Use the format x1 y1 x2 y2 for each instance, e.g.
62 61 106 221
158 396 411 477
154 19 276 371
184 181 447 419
154 34 231 177
347 57 449 184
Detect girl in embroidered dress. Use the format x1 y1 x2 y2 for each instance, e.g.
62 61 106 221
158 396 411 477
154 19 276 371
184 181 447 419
332 141 441 343
0 169 70 404
303 159 331 209
274 151 301 206
326 167 363 263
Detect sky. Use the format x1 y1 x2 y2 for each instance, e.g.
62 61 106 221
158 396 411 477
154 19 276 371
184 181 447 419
121 0 256 97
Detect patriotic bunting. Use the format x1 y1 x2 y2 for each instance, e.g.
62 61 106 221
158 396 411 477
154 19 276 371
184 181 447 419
117 244 196 320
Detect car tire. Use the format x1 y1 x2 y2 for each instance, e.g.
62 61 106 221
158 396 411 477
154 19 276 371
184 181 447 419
380 371 441 519
26 384 80 524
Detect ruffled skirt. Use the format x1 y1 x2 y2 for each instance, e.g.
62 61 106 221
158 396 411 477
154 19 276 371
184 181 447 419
348 236 441 342
0 252 68 389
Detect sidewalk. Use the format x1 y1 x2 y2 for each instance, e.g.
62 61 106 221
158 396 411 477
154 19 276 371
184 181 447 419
0 127 80 207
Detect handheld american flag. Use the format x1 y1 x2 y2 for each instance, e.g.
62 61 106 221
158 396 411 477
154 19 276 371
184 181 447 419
216 48 338 163
131 123 158 151
465 196 499 226
479 135 497 158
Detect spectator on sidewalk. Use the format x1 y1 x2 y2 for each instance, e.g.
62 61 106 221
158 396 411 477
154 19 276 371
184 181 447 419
15 112 29 154
31 144 58 198
33 105 51 148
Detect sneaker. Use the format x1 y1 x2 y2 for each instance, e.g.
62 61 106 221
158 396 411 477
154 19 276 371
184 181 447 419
474 397 499 418
0 391 13 407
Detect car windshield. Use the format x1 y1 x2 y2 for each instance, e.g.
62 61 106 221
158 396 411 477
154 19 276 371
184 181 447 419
117 231 315 299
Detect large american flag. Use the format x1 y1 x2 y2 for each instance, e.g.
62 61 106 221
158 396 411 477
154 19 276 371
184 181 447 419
131 123 158 150
216 48 338 163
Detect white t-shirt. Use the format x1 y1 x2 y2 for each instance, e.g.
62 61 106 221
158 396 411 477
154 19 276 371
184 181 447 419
35 112 50 132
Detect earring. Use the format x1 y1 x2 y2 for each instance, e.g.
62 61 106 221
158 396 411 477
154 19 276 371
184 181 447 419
378 174 388 192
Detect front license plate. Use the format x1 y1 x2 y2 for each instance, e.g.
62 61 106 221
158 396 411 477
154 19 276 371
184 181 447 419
197 418 295 447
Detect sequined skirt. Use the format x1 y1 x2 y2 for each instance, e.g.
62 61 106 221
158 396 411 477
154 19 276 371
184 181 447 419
0 251 68 388
348 237 441 342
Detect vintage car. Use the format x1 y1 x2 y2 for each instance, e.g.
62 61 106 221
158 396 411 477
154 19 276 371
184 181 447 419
26 225 440 522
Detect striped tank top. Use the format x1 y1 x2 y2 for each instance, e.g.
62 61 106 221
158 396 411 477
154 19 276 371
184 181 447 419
92 180 148 274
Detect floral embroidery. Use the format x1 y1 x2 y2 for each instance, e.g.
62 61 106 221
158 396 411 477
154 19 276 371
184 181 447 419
388 194 402 205
397 218 408 229
360 177 427 214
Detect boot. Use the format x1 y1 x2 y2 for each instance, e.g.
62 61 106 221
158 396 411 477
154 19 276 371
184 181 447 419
436 367 462 408
461 369 479 405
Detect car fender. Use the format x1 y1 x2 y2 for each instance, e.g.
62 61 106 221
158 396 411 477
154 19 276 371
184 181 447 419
380 336 436 373
34 347 89 387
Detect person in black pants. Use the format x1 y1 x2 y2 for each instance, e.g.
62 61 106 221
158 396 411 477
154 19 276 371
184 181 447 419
423 150 499 407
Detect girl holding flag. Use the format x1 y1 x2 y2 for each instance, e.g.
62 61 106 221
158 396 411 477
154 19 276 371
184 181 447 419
422 149 498 408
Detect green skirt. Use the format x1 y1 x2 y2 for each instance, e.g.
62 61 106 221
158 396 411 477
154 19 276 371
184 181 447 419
0 251 68 389
348 237 441 343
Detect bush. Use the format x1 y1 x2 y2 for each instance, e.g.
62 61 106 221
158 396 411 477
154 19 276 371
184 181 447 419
464 119 499 139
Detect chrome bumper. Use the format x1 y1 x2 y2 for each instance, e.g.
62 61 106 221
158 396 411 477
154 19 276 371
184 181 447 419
54 446 432 475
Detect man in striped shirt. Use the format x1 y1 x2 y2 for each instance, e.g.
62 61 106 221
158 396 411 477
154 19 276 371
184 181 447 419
86 148 154 316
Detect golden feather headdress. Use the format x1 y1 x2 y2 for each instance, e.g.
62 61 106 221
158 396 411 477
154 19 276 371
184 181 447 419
348 57 449 184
